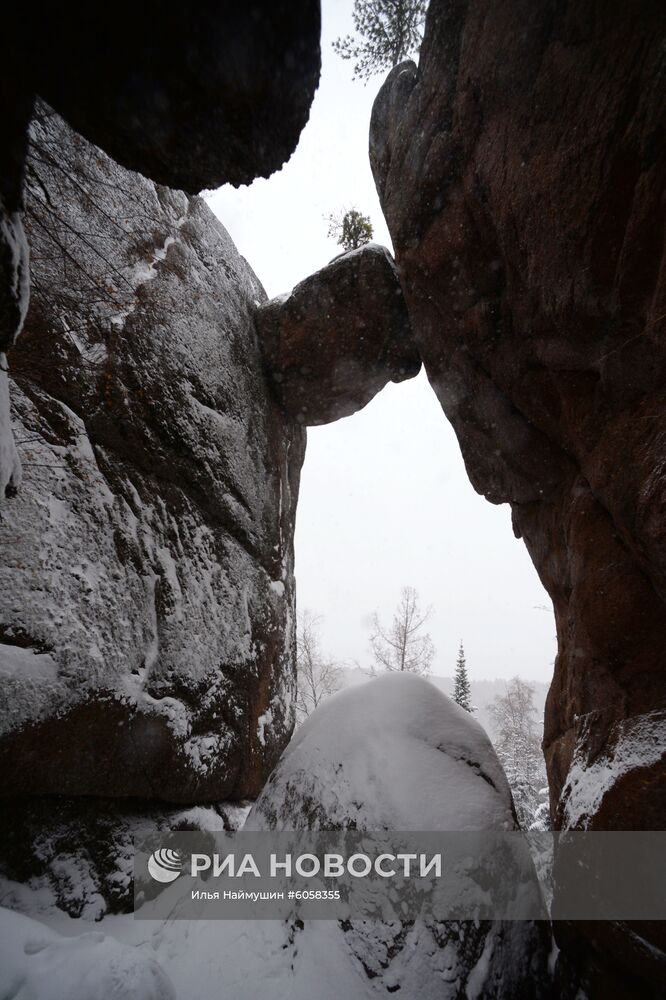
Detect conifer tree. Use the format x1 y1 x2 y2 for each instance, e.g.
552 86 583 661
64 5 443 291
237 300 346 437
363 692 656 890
452 641 473 712
333 0 427 81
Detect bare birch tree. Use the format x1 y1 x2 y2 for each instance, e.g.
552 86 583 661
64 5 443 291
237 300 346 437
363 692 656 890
295 611 342 722
369 586 434 675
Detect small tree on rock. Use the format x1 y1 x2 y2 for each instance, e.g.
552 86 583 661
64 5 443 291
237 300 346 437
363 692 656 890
452 641 473 712
295 611 342 722
333 0 427 81
369 586 434 676
327 208 374 252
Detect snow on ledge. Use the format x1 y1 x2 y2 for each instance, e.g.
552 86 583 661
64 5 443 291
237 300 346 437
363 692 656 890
560 709 666 829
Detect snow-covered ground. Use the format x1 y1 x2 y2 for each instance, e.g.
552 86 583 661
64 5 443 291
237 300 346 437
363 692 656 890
0 906 393 1000
0 907 175 1000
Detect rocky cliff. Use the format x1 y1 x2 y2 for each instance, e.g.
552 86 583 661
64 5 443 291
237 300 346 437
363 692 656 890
0 102 424 916
0 106 305 803
370 0 666 994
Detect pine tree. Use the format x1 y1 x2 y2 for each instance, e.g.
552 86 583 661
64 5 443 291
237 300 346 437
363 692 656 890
452 641 473 712
333 0 427 82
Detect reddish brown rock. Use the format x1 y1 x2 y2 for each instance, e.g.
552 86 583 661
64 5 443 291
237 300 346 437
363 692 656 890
257 244 421 425
370 0 666 994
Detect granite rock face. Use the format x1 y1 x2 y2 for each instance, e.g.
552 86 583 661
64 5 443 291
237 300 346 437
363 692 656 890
370 0 665 994
257 243 420 424
0 107 305 803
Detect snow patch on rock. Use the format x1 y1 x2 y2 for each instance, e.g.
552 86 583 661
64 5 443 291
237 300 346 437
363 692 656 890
0 207 30 337
0 359 21 496
560 709 666 829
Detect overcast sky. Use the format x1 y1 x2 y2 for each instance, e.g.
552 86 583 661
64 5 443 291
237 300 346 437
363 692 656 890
207 1 557 683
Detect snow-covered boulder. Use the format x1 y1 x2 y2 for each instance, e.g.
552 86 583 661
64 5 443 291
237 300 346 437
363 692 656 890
247 674 551 998
247 672 517 831
0 907 175 1000
0 105 305 804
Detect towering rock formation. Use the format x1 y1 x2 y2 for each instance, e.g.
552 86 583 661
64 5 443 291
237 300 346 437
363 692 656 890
0 105 421 915
0 106 305 804
4 1 664 992
370 0 666 994
0 0 324 924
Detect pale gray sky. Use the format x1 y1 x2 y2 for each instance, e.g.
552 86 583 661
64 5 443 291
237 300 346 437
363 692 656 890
207 0 557 682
